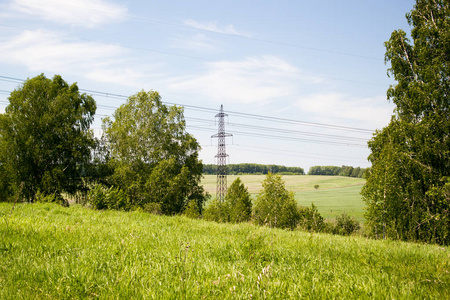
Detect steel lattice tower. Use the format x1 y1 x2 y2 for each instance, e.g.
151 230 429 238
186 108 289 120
211 105 232 202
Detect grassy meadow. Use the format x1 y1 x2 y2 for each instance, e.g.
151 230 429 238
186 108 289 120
1 202 448 299
202 175 366 221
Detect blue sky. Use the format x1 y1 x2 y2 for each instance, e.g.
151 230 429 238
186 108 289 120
0 0 416 172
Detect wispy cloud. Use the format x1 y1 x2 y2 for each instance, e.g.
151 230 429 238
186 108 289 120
8 0 127 27
295 93 394 130
0 30 152 88
184 19 249 36
169 56 302 104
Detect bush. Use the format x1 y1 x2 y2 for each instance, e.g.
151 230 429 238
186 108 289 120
333 211 360 235
202 178 252 223
87 184 131 210
253 173 300 230
35 190 69 207
203 199 228 222
183 200 200 219
297 203 325 232
143 202 162 215
225 177 252 223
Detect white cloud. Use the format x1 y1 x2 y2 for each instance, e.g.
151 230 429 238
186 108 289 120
0 30 151 88
168 56 302 104
0 30 123 70
184 19 249 36
295 93 394 130
8 0 127 27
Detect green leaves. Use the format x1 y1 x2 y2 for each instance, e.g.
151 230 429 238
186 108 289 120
204 177 252 223
102 90 207 214
0 74 96 201
253 173 300 230
363 0 450 245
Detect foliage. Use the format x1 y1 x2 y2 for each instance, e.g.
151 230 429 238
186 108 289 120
224 177 252 223
35 190 69 207
297 203 326 232
253 173 300 229
143 202 163 215
0 135 14 201
202 199 228 222
1 202 449 299
102 90 208 215
362 0 450 245
0 74 96 202
203 178 252 223
308 165 366 178
332 211 360 236
87 184 131 211
183 200 201 219
203 163 304 175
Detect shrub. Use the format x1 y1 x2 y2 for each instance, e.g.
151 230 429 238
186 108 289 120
297 203 325 232
87 184 131 210
183 200 200 219
203 199 229 222
253 173 300 230
143 202 162 215
225 177 252 223
333 211 360 235
87 184 108 210
35 190 69 207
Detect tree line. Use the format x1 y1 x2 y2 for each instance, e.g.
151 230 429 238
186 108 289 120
307 165 366 178
203 163 305 175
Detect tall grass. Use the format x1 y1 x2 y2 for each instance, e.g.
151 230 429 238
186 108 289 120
1 203 449 299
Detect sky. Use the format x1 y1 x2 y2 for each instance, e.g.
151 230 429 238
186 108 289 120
0 0 416 172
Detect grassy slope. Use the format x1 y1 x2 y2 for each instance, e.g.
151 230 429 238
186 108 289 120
1 203 449 299
202 175 366 221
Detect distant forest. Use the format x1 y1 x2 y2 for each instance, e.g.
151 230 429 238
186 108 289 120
308 166 366 178
203 164 305 175
203 164 366 178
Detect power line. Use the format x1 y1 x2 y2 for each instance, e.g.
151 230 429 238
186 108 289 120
232 144 368 161
187 125 367 148
228 145 368 164
186 116 369 142
0 76 377 133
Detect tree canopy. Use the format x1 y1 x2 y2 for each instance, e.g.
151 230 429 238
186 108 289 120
362 0 450 245
0 74 96 201
102 90 207 214
253 173 300 229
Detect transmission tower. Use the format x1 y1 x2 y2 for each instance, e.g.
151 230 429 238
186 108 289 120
211 105 233 202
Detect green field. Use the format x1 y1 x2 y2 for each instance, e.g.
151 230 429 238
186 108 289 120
202 175 366 221
1 203 448 299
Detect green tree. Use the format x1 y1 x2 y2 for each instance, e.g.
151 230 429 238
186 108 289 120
0 74 96 202
297 203 326 232
253 173 300 229
225 177 252 223
362 0 450 244
102 90 207 215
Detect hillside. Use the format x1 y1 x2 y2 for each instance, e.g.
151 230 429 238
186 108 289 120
1 203 448 299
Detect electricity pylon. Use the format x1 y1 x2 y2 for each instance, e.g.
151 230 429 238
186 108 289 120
211 105 232 202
